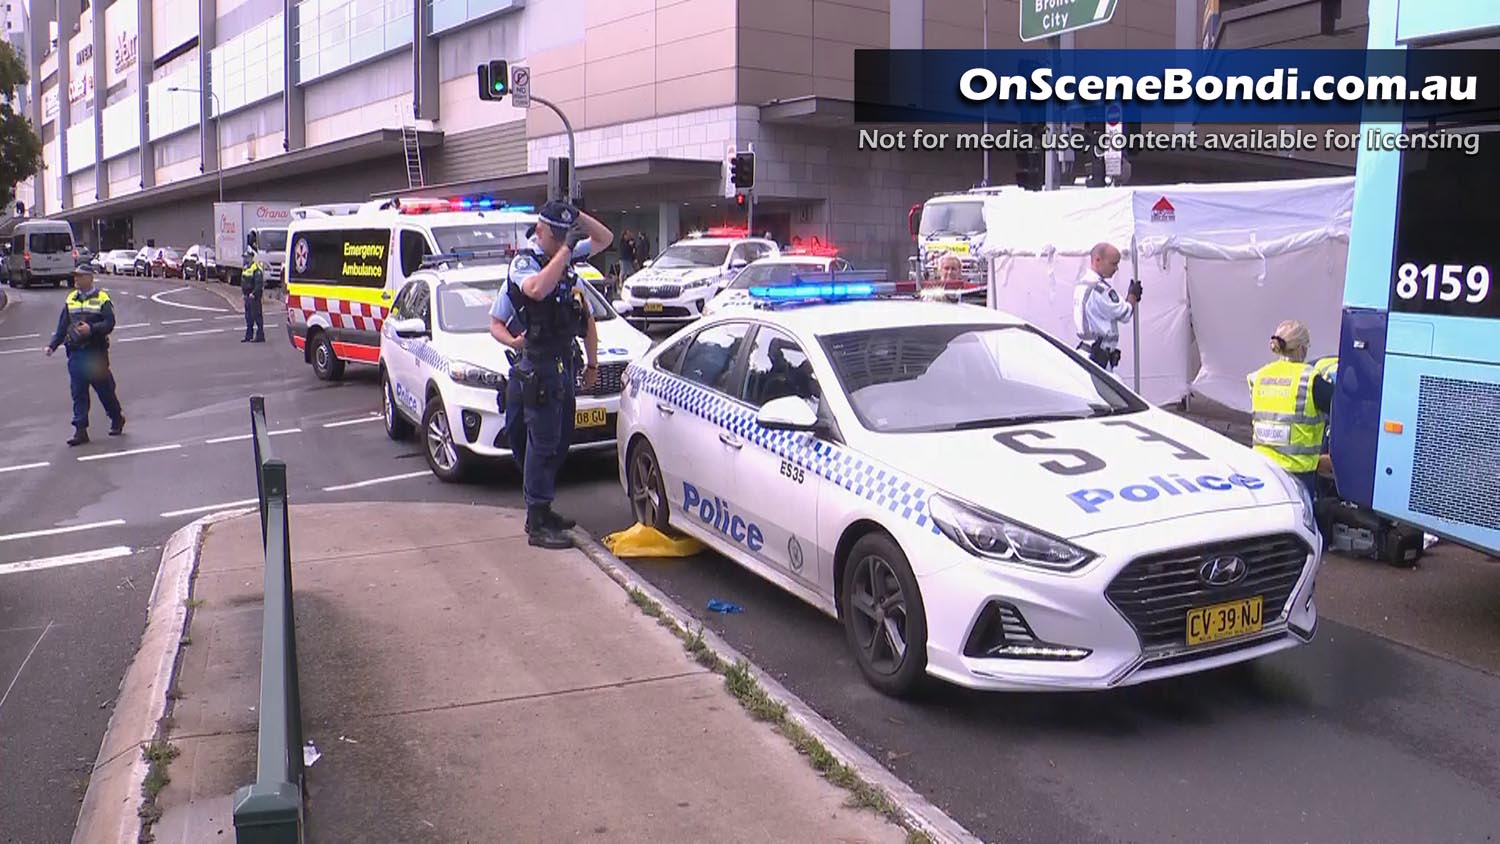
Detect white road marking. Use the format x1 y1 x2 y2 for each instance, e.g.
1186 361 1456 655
149 287 229 313
77 443 182 462
0 333 41 342
174 328 232 337
114 322 151 329
322 414 381 428
161 317 203 325
205 428 301 444
0 461 49 475
0 620 53 714
160 499 258 518
135 294 149 299
214 314 242 320
115 333 168 343
323 470 430 492
0 346 42 356
0 546 134 577
0 519 127 544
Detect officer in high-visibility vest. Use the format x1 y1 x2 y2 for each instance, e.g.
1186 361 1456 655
44 270 126 445
242 253 266 342
1248 320 1335 500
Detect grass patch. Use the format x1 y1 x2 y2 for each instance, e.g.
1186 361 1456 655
617 577 932 843
138 738 181 829
183 597 204 609
178 635 192 646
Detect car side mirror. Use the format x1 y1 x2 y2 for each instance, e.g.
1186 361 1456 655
757 396 819 432
612 299 631 315
729 259 748 271
388 317 429 339
641 259 653 268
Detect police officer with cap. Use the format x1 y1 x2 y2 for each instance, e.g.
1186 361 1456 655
1073 241 1142 371
489 200 613 548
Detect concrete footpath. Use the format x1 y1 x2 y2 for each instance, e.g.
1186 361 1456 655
131 502 912 843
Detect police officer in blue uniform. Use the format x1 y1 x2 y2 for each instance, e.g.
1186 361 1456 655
489 201 613 548
45 270 126 445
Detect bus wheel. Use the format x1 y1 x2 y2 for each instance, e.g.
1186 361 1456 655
311 332 346 381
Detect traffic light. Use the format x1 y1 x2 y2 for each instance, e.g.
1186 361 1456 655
735 193 746 208
1015 124 1045 190
478 60 509 101
730 151 755 190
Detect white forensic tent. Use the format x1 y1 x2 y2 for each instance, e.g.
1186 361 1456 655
977 177 1353 412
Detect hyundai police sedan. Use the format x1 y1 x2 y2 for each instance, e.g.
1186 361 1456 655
616 284 1322 696
617 228 778 327
380 264 652 481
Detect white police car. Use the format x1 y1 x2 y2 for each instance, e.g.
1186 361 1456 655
617 282 1322 696
380 260 652 481
703 251 853 316
617 227 778 327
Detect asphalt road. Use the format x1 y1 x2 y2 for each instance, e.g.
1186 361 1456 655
4 276 1498 842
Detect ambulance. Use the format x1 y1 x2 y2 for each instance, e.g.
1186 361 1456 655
283 196 607 380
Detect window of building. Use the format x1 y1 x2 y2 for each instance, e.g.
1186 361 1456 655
294 0 411 83
429 0 520 36
209 14 285 115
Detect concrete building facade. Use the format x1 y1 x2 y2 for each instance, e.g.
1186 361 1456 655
22 0 1357 274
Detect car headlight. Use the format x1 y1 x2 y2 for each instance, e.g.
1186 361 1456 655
1274 467 1318 535
928 493 1095 572
449 360 506 390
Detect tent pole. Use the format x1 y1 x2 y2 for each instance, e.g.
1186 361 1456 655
1129 234 1142 394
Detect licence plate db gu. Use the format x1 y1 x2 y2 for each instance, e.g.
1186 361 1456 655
1186 596 1263 646
575 408 608 428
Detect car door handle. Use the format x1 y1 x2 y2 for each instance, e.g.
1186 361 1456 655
656 401 675 416
719 432 743 449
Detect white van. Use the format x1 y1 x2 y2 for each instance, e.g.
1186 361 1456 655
283 196 609 379
6 221 78 288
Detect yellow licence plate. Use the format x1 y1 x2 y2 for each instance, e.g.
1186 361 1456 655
575 408 608 428
1186 596 1263 646
643 302 663 313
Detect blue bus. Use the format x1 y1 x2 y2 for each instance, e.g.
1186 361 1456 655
1331 2 1499 556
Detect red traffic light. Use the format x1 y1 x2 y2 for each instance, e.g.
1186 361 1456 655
735 194 746 207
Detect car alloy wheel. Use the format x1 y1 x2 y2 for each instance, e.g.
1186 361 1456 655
422 399 468 482
382 372 413 440
841 533 928 697
627 440 671 531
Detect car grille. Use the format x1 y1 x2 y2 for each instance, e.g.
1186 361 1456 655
631 284 681 299
1105 534 1312 653
575 361 628 397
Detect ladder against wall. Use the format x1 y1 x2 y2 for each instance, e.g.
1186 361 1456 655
397 104 426 190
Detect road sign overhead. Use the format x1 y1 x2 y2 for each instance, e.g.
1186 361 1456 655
1020 0 1118 42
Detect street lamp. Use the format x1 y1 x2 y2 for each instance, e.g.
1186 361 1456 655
167 86 223 204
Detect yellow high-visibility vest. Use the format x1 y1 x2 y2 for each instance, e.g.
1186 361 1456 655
66 288 111 315
1247 359 1326 473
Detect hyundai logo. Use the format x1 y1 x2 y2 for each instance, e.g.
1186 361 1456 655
1199 555 1249 587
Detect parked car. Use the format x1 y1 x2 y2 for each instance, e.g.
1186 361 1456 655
101 249 137 275
181 245 219 281
150 247 184 278
131 247 153 276
75 245 96 268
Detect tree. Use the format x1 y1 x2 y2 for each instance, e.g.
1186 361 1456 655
0 40 42 212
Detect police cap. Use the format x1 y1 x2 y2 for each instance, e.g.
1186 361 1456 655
538 200 579 235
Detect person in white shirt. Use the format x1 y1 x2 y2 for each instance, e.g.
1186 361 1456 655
921 252 963 302
1072 241 1141 371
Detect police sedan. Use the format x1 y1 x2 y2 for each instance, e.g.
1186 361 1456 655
616 282 1322 696
702 252 853 316
380 263 652 481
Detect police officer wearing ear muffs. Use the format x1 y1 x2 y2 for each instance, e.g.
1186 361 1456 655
489 201 613 548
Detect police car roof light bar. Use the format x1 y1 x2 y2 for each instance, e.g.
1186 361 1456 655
747 278 915 307
704 225 750 238
784 240 839 257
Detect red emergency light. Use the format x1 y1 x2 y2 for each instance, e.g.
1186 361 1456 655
397 195 520 214
705 225 749 238
785 237 838 257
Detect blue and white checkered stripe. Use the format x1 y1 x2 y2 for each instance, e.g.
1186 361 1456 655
413 341 450 376
627 364 940 534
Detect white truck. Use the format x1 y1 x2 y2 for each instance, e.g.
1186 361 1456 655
908 186 1024 302
214 201 298 287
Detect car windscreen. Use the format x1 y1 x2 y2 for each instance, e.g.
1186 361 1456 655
819 323 1143 434
257 229 288 252
439 274 619 332
653 243 729 269
918 201 985 237
728 262 828 290
28 232 73 253
161 249 180 260
433 224 528 254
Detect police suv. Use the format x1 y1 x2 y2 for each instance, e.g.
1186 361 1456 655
380 254 652 482
616 227 778 327
617 281 1322 696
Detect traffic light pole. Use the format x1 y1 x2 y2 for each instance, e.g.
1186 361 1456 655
530 94 578 202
